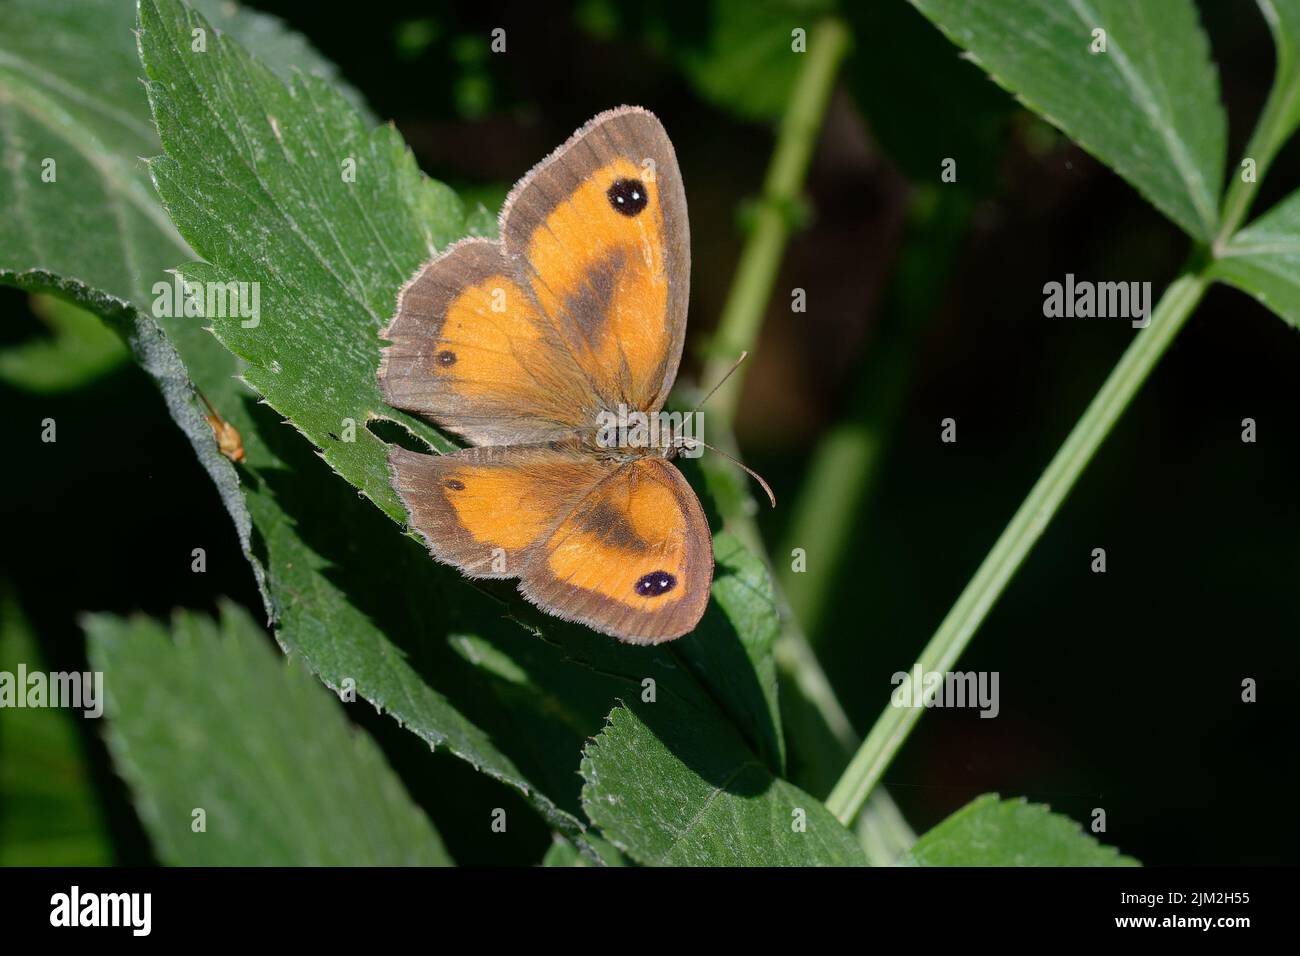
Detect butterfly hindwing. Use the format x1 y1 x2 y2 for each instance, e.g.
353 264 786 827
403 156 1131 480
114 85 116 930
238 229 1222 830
388 443 614 579
392 445 712 642
520 457 713 644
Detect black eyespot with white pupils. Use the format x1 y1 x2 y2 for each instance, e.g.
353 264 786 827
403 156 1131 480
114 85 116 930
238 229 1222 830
634 570 677 598
607 178 648 217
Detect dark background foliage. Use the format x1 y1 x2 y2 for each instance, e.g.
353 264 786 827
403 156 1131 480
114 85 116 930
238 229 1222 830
2 0 1296 864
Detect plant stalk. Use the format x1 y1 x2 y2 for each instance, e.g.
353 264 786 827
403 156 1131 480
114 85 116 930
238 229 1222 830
703 17 852 426
825 271 1210 826
685 16 914 853
692 14 856 764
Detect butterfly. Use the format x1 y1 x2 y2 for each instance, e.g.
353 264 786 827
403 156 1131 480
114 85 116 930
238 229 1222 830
378 106 718 645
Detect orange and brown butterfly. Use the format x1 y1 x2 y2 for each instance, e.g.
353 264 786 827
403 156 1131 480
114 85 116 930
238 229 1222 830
378 106 718 644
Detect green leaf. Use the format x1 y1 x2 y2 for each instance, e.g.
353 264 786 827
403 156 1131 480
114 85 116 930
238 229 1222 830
0 0 371 314
581 703 865 866
541 836 587 866
1208 189 1300 328
909 0 1226 240
0 0 193 339
1208 1 1300 326
0 585 111 866
0 294 128 393
0 0 595 849
0 0 375 601
132 0 598 846
682 530 783 769
537 830 629 866
393 528 787 835
902 794 1139 866
3 0 790 861
84 601 452 866
232 431 602 838
667 0 835 123
142 0 461 518
139 0 787 780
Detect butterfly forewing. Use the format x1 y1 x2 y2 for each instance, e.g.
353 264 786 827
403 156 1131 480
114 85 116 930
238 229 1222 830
378 239 599 445
501 106 691 414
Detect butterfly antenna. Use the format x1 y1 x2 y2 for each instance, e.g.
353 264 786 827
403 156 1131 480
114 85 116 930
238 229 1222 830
677 436 776 508
688 350 749 416
672 351 773 506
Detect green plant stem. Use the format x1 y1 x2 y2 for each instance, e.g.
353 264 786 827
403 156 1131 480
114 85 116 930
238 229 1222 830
703 17 852 426
773 621 859 747
683 16 913 855
1215 14 1300 247
825 271 1210 826
771 189 972 826
773 632 916 863
693 14 855 758
856 786 918 864
776 421 885 629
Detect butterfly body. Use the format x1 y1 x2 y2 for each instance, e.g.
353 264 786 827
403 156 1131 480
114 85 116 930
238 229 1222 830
378 107 712 644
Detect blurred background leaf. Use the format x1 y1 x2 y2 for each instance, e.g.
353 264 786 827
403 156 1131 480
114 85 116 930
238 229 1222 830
540 835 590 866
0 584 110 866
0 295 127 394
576 0 836 122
